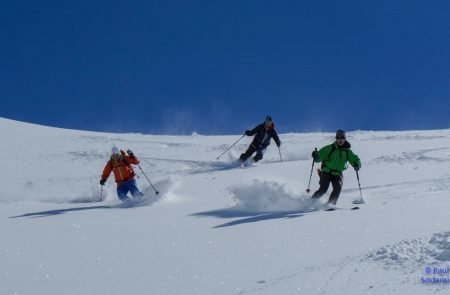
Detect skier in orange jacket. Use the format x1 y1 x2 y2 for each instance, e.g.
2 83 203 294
100 147 143 201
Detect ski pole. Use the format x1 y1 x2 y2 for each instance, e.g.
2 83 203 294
306 148 317 193
137 165 159 195
100 185 103 200
356 170 364 203
278 146 283 163
216 134 246 160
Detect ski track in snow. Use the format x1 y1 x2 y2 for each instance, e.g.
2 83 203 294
371 147 450 165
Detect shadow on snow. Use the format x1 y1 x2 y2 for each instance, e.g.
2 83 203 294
191 207 316 228
9 195 161 218
9 205 111 218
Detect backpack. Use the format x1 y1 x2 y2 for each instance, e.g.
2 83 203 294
109 155 135 176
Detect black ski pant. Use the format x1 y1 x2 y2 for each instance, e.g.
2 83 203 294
239 142 265 162
312 171 343 205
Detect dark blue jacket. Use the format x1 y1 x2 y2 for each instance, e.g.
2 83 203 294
247 123 281 149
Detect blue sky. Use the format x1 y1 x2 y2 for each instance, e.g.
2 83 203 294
1 0 449 134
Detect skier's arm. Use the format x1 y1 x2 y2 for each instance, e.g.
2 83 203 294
126 155 140 165
271 130 281 147
317 145 332 162
347 151 361 170
101 161 112 182
246 124 262 136
123 149 140 165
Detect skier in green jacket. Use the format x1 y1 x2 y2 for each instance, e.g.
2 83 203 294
311 129 361 205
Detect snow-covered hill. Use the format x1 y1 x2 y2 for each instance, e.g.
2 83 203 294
2 117 450 294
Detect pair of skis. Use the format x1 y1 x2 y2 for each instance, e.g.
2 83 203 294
325 206 360 211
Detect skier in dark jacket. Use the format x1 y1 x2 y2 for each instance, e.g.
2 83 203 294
239 116 281 163
311 129 361 205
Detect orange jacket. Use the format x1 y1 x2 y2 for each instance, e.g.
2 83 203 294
102 151 140 186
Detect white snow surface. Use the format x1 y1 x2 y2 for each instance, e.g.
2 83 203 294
2 117 450 294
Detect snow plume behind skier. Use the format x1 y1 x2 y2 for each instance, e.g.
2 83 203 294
100 146 144 201
311 129 361 206
239 116 281 164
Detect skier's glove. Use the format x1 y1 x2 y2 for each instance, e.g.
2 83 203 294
311 150 319 161
276 141 281 148
126 149 134 156
100 179 106 186
245 130 252 136
354 163 360 171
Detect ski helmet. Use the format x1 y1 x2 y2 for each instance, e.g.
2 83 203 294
335 129 346 139
111 146 120 155
265 115 272 122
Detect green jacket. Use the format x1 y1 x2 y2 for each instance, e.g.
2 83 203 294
315 141 361 176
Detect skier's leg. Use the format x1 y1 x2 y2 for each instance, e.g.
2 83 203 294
239 144 257 162
253 147 265 162
117 183 130 201
129 179 144 198
253 153 262 162
312 172 331 199
328 175 343 205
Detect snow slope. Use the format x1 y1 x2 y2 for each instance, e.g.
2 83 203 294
2 117 450 294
